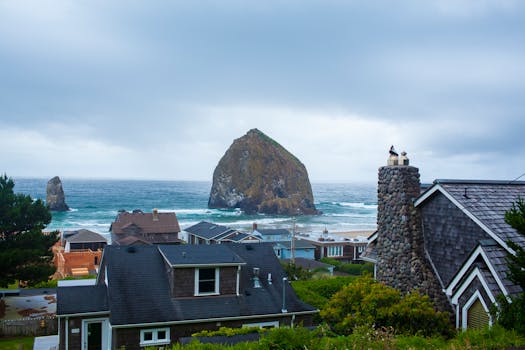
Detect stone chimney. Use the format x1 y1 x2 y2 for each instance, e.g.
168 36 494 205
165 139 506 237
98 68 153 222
152 208 159 221
375 148 451 312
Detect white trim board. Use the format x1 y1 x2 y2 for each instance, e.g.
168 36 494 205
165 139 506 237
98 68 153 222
451 267 496 305
446 245 509 299
461 290 493 330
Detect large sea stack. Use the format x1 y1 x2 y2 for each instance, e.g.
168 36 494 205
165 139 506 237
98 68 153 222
208 128 319 215
46 176 69 211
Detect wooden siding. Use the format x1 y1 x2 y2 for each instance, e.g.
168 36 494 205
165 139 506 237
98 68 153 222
172 266 238 297
113 314 315 349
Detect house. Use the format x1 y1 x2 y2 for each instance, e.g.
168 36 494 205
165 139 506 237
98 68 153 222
252 224 291 242
185 221 262 244
53 229 107 278
362 150 525 330
272 240 315 260
110 209 183 245
299 230 368 262
56 243 317 349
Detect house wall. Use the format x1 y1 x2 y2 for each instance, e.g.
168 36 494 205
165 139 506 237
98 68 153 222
112 314 315 350
419 192 490 286
58 317 83 350
172 266 238 297
54 250 104 278
69 242 106 251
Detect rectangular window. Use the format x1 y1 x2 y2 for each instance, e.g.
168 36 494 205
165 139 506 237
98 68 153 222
140 328 170 346
357 246 365 253
327 245 343 257
195 267 219 295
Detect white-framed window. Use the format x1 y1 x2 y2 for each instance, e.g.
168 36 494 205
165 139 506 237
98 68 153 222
242 321 279 329
140 328 170 346
327 245 343 257
194 267 219 296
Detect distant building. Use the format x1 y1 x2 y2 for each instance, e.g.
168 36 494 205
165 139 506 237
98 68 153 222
110 209 183 245
272 240 315 260
185 221 262 244
53 229 107 278
252 223 291 242
300 230 368 262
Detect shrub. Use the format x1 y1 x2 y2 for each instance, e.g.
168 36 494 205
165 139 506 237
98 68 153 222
320 276 453 337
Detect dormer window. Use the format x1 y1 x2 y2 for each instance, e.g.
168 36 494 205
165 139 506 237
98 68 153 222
195 267 219 296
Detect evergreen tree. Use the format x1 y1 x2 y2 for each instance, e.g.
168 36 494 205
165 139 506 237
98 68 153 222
493 198 525 335
0 175 58 287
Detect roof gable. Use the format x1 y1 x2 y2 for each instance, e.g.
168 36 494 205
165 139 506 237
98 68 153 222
158 245 245 267
184 221 236 240
65 229 107 244
111 211 181 234
415 180 525 253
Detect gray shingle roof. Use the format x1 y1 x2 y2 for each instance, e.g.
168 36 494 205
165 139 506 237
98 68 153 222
185 221 237 240
158 244 245 266
64 229 107 244
110 211 181 234
57 284 108 315
434 180 525 248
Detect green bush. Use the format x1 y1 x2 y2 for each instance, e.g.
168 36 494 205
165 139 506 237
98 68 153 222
257 327 315 350
291 276 355 309
319 258 374 276
320 276 453 337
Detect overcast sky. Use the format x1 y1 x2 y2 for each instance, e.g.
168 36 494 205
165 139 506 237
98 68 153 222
1 0 524 183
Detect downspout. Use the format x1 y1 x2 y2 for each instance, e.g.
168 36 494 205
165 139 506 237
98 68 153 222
281 277 288 313
65 317 69 350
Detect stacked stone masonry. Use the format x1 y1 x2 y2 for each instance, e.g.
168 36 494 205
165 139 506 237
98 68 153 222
376 165 451 313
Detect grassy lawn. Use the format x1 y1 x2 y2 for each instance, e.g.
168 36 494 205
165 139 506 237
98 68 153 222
0 337 34 350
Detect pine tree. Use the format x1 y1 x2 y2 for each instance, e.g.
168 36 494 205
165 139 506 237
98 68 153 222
0 175 58 287
493 198 525 335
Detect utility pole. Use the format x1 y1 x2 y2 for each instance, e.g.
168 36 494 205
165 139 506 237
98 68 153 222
291 216 296 265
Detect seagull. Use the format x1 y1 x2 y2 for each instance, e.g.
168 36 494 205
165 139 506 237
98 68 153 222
389 145 398 157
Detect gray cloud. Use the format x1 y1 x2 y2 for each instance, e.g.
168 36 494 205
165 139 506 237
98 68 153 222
1 0 524 182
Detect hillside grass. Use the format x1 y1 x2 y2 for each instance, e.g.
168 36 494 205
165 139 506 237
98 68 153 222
0 337 34 350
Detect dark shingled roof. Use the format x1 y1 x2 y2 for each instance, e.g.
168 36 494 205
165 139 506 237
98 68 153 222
102 245 176 325
78 243 316 326
57 284 108 315
256 229 291 236
184 221 237 240
158 244 245 266
64 229 107 244
433 180 525 248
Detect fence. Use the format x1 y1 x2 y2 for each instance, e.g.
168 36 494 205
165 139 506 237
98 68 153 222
0 316 57 337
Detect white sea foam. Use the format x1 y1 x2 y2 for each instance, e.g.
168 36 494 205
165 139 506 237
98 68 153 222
334 202 377 209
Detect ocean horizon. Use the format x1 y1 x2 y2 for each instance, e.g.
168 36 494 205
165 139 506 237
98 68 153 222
13 178 378 238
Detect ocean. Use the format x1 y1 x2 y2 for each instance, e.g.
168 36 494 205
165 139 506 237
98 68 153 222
13 178 377 239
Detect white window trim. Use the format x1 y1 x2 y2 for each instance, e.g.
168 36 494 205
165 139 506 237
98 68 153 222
139 327 170 347
242 321 279 329
327 245 343 257
81 318 111 350
194 267 220 296
461 290 492 330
